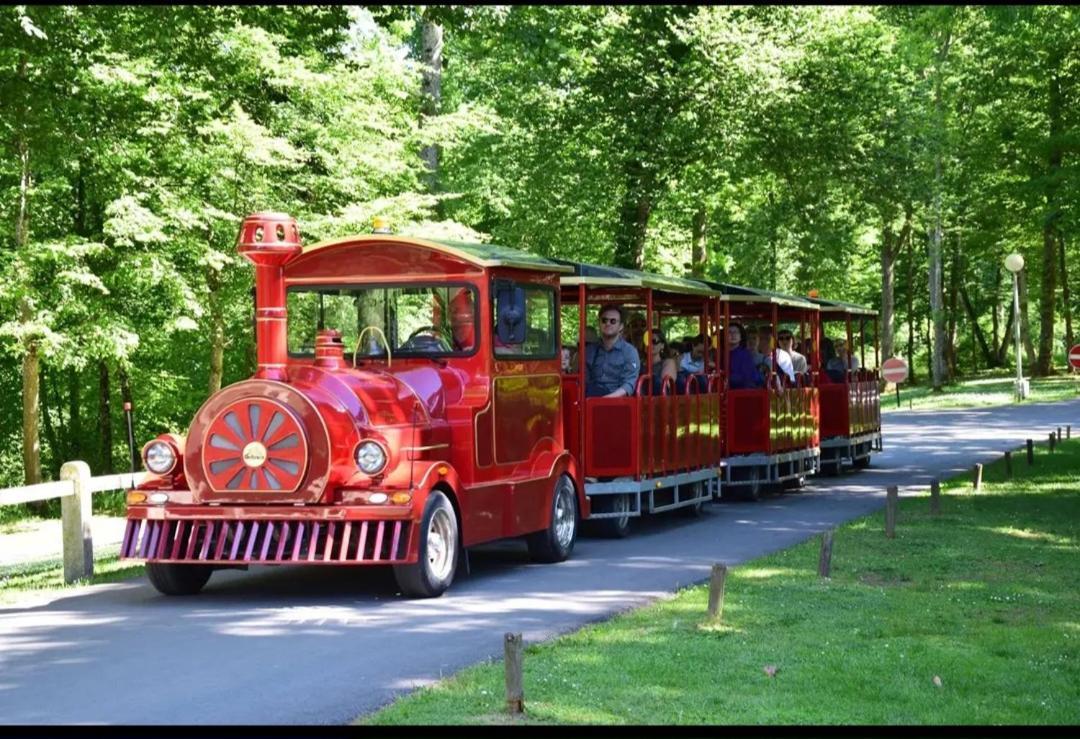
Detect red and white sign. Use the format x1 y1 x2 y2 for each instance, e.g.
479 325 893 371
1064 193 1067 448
1069 344 1080 370
882 357 909 384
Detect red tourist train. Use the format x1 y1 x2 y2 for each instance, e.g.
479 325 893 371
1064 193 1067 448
121 212 881 597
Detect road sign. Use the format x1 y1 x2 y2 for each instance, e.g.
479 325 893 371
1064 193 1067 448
1069 344 1080 370
882 357 909 384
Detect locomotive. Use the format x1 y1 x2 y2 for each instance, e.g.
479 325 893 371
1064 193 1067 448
121 212 881 597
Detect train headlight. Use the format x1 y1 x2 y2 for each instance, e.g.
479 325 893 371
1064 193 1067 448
354 441 387 475
143 440 177 475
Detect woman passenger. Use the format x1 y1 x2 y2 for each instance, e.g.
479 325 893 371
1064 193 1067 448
641 330 678 395
728 322 764 389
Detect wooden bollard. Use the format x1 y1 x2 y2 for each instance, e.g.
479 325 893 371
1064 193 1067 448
930 479 941 515
60 461 94 584
1003 451 1012 479
973 463 983 491
885 485 898 539
1057 427 1062 441
818 531 834 578
707 563 727 620
1049 432 1056 453
1067 425 1072 440
504 632 524 714
1026 439 1034 465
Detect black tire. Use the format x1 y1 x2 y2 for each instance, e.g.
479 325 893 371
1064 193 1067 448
820 459 841 477
527 474 578 563
853 454 871 469
394 491 458 598
680 483 706 517
737 467 763 501
146 562 213 596
782 475 806 492
591 493 632 538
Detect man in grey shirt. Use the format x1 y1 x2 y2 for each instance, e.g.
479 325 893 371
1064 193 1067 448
584 304 640 397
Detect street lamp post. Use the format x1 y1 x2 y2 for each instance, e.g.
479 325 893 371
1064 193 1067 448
1004 253 1029 400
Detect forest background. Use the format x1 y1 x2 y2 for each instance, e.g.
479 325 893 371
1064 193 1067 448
0 5 1077 488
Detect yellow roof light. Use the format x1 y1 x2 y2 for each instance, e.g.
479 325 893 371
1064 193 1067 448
372 217 392 234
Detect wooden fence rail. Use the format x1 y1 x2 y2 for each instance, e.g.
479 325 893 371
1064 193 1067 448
0 463 146 584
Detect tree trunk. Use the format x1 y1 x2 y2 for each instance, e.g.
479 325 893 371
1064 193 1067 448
67 366 82 461
207 265 225 394
997 292 1015 366
690 204 707 277
991 265 1001 354
98 361 113 475
419 18 443 196
927 20 953 392
117 365 137 472
40 365 59 478
880 207 911 364
1019 268 1036 366
906 224 916 382
945 231 960 380
1061 233 1073 363
613 159 654 270
960 284 993 366
1037 61 1063 376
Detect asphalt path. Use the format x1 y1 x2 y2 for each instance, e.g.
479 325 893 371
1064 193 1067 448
1 399 1077 725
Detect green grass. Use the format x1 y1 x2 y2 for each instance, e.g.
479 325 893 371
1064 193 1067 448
0 548 144 605
362 440 1080 725
883 371 1080 413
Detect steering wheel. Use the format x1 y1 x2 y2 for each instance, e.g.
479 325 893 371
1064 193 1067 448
400 325 450 352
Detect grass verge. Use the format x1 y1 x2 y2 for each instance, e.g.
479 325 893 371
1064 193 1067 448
362 440 1080 725
882 371 1080 413
0 549 143 605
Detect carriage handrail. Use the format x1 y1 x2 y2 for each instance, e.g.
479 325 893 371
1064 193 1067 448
0 464 148 584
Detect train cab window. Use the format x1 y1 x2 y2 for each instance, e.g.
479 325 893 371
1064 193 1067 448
286 284 479 358
492 281 556 359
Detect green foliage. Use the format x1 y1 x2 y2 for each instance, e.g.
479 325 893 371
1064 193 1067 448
1 5 1078 492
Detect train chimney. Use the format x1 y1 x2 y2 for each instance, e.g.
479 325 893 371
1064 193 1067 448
314 329 346 370
237 212 303 382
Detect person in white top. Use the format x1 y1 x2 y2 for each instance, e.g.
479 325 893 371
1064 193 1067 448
679 333 708 374
777 330 807 375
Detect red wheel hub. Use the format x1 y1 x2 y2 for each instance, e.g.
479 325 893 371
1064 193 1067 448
202 398 309 493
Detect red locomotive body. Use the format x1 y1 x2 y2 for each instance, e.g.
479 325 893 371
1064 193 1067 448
122 213 581 597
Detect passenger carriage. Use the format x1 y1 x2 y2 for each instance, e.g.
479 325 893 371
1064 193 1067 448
704 282 821 500
556 262 722 537
122 212 584 597
809 296 882 474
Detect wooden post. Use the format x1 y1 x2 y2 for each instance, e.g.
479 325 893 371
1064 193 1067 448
707 563 727 620
885 485 898 538
973 463 983 491
1056 426 1062 441
818 531 834 578
1049 432 1056 453
1067 425 1071 440
1003 451 1012 478
60 461 93 584
504 632 524 715
1026 439 1034 465
930 479 941 515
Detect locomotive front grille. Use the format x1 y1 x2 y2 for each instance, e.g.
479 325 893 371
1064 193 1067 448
121 518 410 564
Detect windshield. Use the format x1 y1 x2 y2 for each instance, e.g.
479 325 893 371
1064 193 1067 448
286 284 479 358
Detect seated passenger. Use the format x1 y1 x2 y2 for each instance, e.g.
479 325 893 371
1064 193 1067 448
449 288 476 351
584 304 640 398
727 322 764 389
640 330 678 395
826 338 860 380
778 330 807 375
561 344 577 373
679 334 709 375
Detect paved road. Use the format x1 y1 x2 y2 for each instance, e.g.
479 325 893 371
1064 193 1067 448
1 400 1076 725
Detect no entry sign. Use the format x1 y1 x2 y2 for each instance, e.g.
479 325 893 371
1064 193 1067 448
1069 344 1080 370
882 357 909 384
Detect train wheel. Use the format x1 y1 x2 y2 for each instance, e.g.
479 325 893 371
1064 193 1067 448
527 474 578 563
853 454 871 469
146 562 213 596
394 491 458 598
680 482 706 517
592 493 632 538
738 467 763 501
782 475 806 492
820 459 841 477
